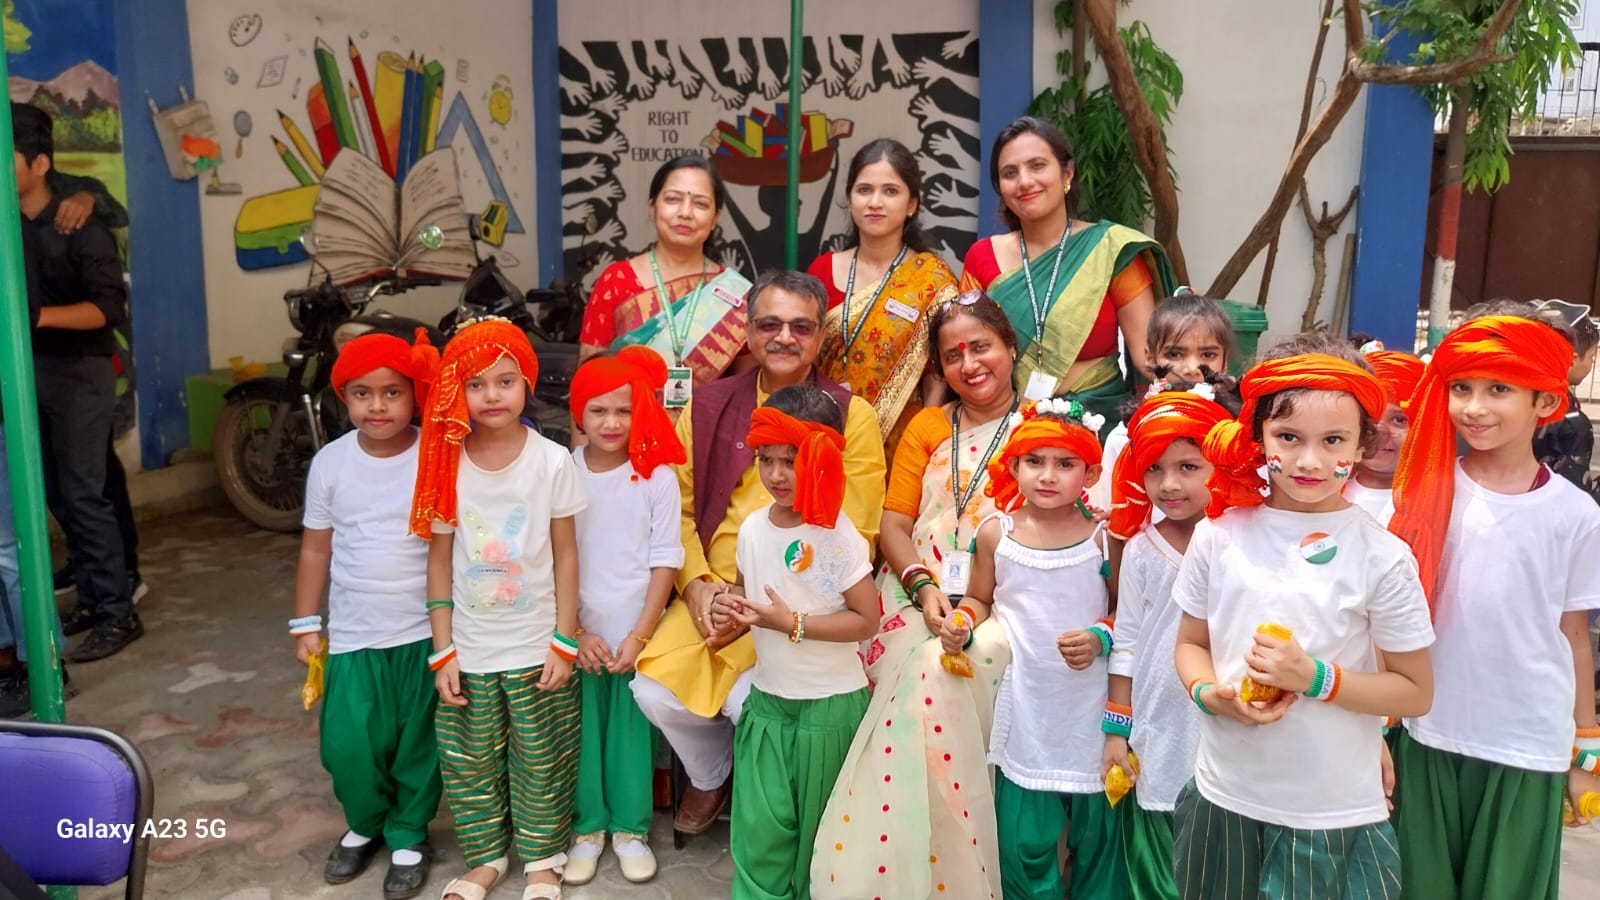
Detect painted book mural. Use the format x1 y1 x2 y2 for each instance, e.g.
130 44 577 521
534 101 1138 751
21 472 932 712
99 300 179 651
558 1 980 283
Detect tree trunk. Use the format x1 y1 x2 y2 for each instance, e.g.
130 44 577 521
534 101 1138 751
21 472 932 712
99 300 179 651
1082 0 1189 285
1071 0 1087 113
1428 86 1471 346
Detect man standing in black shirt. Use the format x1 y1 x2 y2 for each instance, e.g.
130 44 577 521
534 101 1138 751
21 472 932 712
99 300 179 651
13 102 141 661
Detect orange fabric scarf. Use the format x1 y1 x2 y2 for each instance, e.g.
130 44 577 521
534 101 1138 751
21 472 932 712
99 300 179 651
1364 348 1426 410
1389 315 1573 605
1108 391 1233 539
984 407 1103 514
568 346 686 478
410 318 541 538
1202 354 1387 515
330 328 440 404
746 407 848 528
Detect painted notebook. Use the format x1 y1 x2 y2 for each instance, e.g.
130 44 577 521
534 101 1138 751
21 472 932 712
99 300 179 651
310 146 475 285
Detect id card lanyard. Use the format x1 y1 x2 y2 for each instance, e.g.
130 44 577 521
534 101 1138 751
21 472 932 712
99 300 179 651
648 247 710 366
840 245 908 353
1017 221 1073 367
948 393 1020 551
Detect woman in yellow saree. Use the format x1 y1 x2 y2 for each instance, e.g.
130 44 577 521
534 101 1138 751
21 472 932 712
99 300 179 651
959 116 1176 430
579 156 753 396
807 140 956 453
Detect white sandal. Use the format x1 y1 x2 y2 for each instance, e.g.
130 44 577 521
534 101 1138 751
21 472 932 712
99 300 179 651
521 883 561 900
440 855 508 900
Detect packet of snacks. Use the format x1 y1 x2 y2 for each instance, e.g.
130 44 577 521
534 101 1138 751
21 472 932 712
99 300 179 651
939 608 976 678
302 638 328 710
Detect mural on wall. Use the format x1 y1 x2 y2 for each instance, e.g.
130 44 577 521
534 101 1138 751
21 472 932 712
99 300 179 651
558 3 980 285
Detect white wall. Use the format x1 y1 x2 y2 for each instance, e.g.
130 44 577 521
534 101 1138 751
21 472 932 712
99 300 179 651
1033 0 1368 342
187 0 539 368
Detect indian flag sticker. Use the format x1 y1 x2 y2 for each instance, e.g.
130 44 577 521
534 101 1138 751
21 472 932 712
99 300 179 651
1300 532 1337 565
784 540 815 573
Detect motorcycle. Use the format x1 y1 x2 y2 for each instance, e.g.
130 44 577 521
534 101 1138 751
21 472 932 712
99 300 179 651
213 239 446 532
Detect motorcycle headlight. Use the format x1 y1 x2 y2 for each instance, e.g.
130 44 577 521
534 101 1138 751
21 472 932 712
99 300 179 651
332 321 375 352
286 295 305 332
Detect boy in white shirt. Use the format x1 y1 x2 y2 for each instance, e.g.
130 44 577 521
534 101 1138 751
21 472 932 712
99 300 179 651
291 331 441 897
1389 312 1600 900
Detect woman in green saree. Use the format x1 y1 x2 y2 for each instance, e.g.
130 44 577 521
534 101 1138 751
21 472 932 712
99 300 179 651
579 156 754 402
958 116 1176 429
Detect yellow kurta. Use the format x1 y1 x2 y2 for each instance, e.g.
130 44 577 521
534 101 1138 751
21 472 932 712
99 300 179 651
636 385 886 717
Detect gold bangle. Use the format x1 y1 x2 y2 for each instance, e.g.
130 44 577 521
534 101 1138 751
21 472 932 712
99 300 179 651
630 633 651 645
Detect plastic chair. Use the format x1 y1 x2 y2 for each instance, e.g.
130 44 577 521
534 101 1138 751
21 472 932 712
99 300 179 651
0 720 154 899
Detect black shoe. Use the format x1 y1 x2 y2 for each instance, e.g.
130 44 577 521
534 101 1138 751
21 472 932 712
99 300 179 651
381 843 432 899
52 566 75 597
323 837 382 885
0 667 71 718
60 605 97 637
68 615 143 663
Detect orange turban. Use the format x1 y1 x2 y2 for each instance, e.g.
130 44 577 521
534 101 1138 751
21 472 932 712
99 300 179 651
1108 390 1233 539
569 346 686 478
984 401 1103 514
746 407 847 528
410 318 540 538
1360 342 1426 410
331 328 440 404
1389 315 1573 606
1201 354 1387 515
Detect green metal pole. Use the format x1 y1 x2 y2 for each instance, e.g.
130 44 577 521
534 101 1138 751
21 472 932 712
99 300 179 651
785 0 804 269
0 56 67 725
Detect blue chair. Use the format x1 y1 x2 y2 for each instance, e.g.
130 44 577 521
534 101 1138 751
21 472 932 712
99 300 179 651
0 720 153 899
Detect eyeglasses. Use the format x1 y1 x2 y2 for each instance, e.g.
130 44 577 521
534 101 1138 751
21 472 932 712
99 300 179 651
936 290 987 314
752 316 819 339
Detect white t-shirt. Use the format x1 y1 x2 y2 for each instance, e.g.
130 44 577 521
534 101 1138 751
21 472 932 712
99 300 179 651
433 427 588 674
573 447 684 649
1342 479 1395 526
1406 462 1600 772
302 430 432 654
1173 505 1434 829
1108 526 1199 812
736 506 873 701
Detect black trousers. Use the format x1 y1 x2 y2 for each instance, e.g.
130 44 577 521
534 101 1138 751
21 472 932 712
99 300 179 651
35 355 131 624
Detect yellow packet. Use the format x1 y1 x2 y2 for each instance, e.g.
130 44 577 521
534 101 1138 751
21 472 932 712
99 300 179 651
302 638 328 710
939 610 975 678
1105 750 1141 808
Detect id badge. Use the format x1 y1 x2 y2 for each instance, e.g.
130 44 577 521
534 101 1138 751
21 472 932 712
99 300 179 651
663 366 693 409
942 550 972 598
1024 370 1058 402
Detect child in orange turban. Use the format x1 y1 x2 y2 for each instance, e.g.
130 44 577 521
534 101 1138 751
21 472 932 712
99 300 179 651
1388 313 1600 896
1340 339 1425 525
409 318 589 900
563 346 685 884
1172 345 1434 899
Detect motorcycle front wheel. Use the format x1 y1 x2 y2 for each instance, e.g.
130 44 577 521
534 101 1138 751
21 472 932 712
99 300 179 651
213 397 313 532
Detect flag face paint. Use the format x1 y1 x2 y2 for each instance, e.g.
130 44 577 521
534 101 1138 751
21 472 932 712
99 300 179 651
1267 455 1284 474
1333 460 1353 479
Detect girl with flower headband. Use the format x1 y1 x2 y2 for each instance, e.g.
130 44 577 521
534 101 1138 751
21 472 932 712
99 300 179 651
1169 342 1434 899
1342 338 1425 526
935 396 1122 900
409 318 589 900
292 330 442 895
562 346 686 887
704 385 878 900
1387 313 1600 899
1101 386 1231 900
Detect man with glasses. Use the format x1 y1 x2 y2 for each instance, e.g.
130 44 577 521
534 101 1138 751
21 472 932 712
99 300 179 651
631 269 887 836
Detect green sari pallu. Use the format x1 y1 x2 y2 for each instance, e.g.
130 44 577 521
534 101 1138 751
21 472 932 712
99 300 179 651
610 266 753 386
987 221 1176 435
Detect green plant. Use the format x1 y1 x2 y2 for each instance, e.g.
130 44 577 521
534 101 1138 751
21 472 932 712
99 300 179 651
1028 2 1183 230
3 0 29 56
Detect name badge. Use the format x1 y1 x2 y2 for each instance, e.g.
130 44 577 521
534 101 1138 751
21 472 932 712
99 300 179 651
663 366 693 408
942 550 972 598
712 286 744 307
1024 370 1058 402
884 298 920 323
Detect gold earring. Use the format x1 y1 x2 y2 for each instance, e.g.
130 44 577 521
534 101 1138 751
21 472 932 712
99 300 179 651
1064 180 1073 194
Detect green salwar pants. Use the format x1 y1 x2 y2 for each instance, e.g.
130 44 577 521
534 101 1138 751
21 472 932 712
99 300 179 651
435 667 581 869
573 668 654 836
1393 732 1565 900
1119 791 1178 900
320 638 442 849
730 685 868 900
995 769 1129 900
1173 780 1401 900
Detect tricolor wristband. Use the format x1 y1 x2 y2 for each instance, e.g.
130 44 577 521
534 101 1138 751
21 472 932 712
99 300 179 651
1101 701 1133 737
1085 618 1114 657
288 614 322 636
550 631 579 663
1574 727 1600 773
1304 659 1341 702
427 643 457 671
1188 678 1218 716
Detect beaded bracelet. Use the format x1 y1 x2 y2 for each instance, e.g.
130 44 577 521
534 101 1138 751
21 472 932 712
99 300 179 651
788 610 808 644
1188 678 1218 716
1574 726 1600 773
427 643 457 671
1085 618 1115 657
288 614 323 636
1101 701 1134 737
628 633 651 645
425 599 454 612
549 631 579 663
